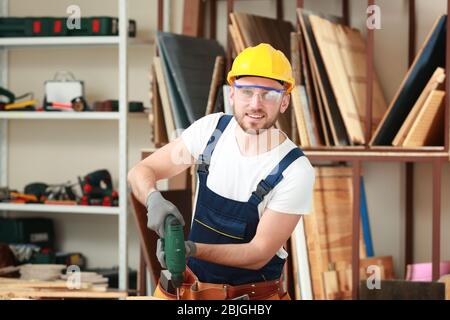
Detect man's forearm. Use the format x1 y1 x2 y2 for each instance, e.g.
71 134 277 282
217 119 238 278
193 242 270 270
128 164 158 205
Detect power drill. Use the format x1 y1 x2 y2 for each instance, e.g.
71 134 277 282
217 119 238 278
163 214 186 299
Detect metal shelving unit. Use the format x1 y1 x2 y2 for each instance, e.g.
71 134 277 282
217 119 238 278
0 0 130 290
221 0 448 300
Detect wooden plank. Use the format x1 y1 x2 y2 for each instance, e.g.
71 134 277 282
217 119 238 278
233 13 252 48
151 64 168 145
359 256 395 280
153 57 177 140
333 23 388 135
0 289 127 299
182 0 205 37
309 15 365 145
298 28 325 146
291 86 310 147
402 90 446 147
298 9 349 146
304 167 367 300
393 67 445 146
371 15 447 145
291 32 310 147
228 24 239 57
205 56 225 116
296 218 313 300
230 13 246 51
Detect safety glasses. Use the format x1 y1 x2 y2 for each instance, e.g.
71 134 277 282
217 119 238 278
234 84 286 105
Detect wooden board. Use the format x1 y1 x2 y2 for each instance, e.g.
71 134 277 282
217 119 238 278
0 289 127 299
232 12 293 59
205 56 225 116
291 86 310 147
298 9 349 146
304 167 367 300
333 23 387 134
402 90 445 147
229 13 246 52
290 218 313 300
298 28 325 146
371 15 447 145
153 57 176 140
151 64 169 146
309 15 365 145
182 0 205 37
393 67 445 146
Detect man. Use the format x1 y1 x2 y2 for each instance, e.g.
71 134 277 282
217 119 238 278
128 43 315 300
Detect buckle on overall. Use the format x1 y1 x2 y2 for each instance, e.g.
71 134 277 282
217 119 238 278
197 155 209 173
252 180 271 202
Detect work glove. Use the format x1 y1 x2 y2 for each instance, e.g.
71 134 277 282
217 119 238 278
146 190 185 238
156 239 197 269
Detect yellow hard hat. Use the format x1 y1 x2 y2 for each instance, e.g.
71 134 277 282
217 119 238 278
227 43 295 93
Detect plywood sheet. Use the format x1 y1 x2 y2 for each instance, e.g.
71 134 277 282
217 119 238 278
333 24 387 134
402 90 445 147
393 67 445 146
309 15 365 145
304 167 367 300
153 57 176 140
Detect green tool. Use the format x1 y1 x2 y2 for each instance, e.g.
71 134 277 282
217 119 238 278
163 214 186 300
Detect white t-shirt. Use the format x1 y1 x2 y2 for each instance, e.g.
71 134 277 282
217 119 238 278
181 112 315 258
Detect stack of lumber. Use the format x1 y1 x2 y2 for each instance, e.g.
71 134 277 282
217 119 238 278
292 9 387 147
228 12 293 59
303 167 365 299
302 167 395 300
371 15 447 146
0 276 125 300
149 32 225 145
19 264 65 281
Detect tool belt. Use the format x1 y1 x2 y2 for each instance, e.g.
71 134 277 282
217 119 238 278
156 267 287 300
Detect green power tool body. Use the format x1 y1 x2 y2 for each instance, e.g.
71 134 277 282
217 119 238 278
163 214 186 299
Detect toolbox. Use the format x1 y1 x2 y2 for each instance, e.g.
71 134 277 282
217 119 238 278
0 218 55 249
66 17 136 37
0 17 55 37
0 17 136 37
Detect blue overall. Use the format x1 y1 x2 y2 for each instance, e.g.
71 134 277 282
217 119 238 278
187 114 305 286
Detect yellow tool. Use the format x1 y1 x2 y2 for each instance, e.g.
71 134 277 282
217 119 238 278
4 99 38 110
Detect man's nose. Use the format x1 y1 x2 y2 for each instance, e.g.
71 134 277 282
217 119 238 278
249 92 263 107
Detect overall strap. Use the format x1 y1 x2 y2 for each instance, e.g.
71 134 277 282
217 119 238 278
249 147 304 206
198 114 233 173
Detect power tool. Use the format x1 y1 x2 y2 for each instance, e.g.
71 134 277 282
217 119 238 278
162 214 186 300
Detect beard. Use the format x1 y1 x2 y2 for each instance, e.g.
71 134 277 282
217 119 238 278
234 108 280 135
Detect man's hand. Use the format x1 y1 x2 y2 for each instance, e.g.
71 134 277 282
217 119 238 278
146 190 185 237
156 239 196 269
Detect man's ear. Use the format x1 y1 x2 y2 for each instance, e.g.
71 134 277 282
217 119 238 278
280 94 290 114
